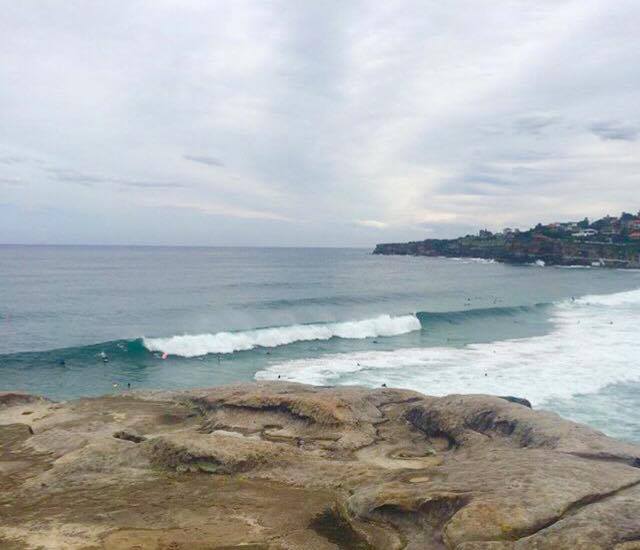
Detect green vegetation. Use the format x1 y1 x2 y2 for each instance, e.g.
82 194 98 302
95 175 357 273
374 210 640 268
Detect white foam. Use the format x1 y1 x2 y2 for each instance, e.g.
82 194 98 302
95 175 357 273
443 257 496 264
256 288 640 406
143 314 421 357
577 287 640 307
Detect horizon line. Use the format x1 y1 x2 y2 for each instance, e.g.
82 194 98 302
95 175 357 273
0 242 371 250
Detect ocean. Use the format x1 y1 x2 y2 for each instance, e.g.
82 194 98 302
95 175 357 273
2 245 640 442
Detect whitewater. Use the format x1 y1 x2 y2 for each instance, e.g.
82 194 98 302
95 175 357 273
143 314 421 356
256 288 640 407
4 246 640 441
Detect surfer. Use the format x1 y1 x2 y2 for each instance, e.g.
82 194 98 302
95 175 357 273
100 351 108 363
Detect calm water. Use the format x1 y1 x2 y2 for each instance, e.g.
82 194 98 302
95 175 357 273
2 245 640 442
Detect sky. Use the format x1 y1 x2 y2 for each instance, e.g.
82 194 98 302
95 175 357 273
1 1 639 247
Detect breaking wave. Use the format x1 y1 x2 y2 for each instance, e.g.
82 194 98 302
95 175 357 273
143 314 421 357
256 288 640 406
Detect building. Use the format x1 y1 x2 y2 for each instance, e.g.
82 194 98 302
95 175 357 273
573 229 598 238
629 231 640 240
600 220 621 235
562 222 579 232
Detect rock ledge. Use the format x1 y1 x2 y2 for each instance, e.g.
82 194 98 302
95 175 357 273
1 383 639 549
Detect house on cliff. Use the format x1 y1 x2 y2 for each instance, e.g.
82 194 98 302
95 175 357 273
573 229 598 238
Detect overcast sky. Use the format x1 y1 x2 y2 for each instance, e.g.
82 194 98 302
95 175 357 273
1 1 639 246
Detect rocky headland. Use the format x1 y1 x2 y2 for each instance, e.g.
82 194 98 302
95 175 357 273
373 232 640 268
2 383 640 549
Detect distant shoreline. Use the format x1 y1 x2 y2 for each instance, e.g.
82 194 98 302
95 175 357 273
374 234 640 269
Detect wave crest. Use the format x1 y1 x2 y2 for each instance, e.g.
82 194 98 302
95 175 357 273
143 314 421 357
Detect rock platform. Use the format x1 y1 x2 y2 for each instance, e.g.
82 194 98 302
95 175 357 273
1 383 640 549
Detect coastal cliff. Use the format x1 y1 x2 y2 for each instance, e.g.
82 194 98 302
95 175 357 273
2 383 640 549
374 233 640 268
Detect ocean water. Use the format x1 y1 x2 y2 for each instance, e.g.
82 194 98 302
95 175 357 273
2 245 640 442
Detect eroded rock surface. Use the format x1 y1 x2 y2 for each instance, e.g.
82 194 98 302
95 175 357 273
1 383 639 549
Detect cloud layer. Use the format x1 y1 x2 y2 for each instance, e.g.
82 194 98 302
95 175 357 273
1 1 639 246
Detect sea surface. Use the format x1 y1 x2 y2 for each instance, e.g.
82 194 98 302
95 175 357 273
2 245 640 442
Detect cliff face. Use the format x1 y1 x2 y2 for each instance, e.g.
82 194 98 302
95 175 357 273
374 234 640 268
2 384 640 549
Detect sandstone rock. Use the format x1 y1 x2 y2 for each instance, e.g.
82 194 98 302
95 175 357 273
1 383 639 549
0 392 50 408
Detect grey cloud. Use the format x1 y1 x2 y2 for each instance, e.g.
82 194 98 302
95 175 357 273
513 114 561 135
589 121 639 141
441 175 517 196
0 176 23 185
0 156 28 165
438 161 559 197
46 168 185 189
0 155 44 166
46 168 107 186
184 155 224 167
119 181 185 189
2 1 640 246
